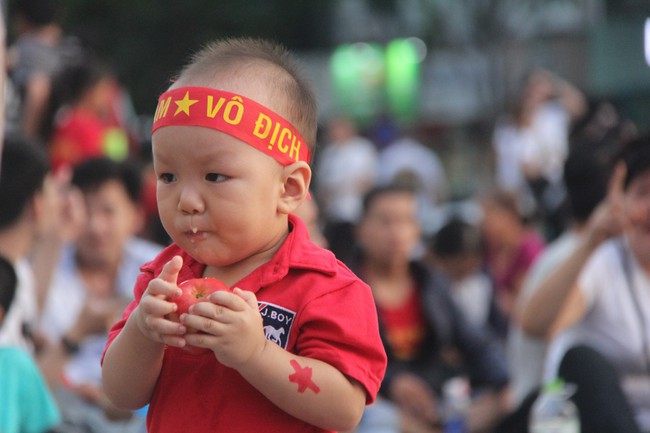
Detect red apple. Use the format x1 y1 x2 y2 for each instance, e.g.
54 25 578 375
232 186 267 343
167 277 230 354
170 277 230 316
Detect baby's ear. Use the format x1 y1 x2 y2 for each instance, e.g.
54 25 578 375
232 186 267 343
278 162 311 215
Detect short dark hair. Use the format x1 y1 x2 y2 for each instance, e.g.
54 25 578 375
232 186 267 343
0 136 50 229
0 256 18 321
430 217 484 258
13 0 60 26
616 133 650 191
361 184 416 218
564 99 632 222
52 58 112 108
563 142 614 223
174 37 318 155
72 157 142 204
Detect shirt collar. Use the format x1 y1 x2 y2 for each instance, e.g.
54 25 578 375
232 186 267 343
252 214 338 287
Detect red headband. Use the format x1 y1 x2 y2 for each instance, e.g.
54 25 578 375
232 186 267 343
151 86 310 165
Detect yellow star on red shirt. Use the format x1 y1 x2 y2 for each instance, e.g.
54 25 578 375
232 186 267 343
174 91 198 116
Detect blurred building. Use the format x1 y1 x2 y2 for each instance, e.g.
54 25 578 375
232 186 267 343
304 0 650 197
28 0 650 197
317 0 649 123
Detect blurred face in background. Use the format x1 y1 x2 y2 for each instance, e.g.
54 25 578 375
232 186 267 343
34 173 64 239
357 190 421 268
479 193 522 248
76 180 142 268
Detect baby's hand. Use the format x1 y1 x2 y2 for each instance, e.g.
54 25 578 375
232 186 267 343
134 256 187 347
182 288 265 368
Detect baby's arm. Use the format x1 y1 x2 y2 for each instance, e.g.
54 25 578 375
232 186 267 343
242 335 366 431
102 256 187 410
183 289 367 431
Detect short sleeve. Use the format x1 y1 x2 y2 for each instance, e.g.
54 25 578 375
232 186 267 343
578 239 620 309
295 279 387 404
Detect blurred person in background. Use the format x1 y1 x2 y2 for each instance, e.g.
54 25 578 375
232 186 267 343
45 59 130 172
518 133 650 433
314 114 378 264
0 135 71 353
426 216 508 345
479 190 545 322
491 69 587 240
377 129 448 238
495 128 626 433
38 157 162 433
352 185 511 433
5 0 82 140
0 255 61 433
505 99 633 409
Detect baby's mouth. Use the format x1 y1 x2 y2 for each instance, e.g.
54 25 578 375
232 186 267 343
184 227 206 243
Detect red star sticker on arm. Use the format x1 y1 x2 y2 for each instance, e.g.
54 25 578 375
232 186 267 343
288 359 320 394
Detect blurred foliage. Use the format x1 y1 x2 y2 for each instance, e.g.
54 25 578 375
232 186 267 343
42 0 334 115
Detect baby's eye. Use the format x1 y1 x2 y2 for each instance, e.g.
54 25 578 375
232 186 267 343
158 173 176 184
205 173 227 183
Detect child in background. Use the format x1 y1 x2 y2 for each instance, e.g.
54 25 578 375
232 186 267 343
0 255 61 433
47 60 130 171
480 191 545 320
428 217 509 342
101 38 387 433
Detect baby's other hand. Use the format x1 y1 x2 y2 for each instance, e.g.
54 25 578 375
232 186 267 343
183 288 265 368
135 256 187 347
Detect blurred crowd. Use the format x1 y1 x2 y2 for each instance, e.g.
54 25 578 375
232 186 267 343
1 1 650 433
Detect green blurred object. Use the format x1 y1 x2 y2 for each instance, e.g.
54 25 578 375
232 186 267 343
330 38 423 126
385 37 423 124
102 127 129 161
330 42 386 126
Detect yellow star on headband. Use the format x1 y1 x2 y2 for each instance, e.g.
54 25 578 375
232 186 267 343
174 91 198 116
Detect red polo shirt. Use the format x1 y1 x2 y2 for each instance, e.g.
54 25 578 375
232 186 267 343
103 215 386 432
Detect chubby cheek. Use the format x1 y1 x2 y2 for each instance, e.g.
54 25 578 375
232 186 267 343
198 213 258 259
157 204 177 235
220 212 274 250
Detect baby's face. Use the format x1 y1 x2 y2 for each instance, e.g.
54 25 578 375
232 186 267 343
152 125 288 270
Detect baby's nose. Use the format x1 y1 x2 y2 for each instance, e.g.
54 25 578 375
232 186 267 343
177 187 205 214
